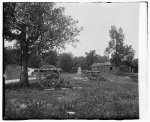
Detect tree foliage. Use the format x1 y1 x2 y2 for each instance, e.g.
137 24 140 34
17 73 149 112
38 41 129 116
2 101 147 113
95 55 109 63
58 53 73 72
3 3 16 40
72 56 88 72
105 26 135 66
132 58 138 73
85 50 98 69
28 54 42 68
4 47 21 65
13 3 82 53
41 50 58 66
12 3 82 53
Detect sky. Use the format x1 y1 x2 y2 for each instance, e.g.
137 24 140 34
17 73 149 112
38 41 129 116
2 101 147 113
57 2 139 58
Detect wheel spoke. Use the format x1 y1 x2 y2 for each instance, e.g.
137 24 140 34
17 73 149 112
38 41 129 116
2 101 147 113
40 78 47 86
45 79 49 87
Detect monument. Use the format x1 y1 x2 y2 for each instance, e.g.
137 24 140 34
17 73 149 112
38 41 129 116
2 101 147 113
77 67 81 75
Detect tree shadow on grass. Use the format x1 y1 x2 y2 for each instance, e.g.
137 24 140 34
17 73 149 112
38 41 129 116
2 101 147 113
4 82 43 91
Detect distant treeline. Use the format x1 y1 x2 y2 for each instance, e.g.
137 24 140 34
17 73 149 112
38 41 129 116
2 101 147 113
4 47 138 73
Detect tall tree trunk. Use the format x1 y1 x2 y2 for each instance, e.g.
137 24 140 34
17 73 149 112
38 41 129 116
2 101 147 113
20 26 29 86
20 47 29 86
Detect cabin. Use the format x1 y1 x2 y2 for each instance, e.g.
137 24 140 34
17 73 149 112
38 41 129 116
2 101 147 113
91 62 135 73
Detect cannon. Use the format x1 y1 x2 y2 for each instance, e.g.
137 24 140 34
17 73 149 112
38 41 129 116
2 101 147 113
36 65 62 89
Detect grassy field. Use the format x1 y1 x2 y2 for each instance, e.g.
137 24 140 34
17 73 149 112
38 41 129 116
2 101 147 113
4 73 139 120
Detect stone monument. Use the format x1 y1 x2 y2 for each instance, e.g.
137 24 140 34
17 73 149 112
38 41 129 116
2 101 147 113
77 67 81 74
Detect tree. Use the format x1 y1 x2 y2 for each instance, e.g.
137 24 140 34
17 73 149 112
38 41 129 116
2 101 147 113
105 26 135 66
4 47 21 65
132 58 138 73
3 3 82 86
72 56 88 72
95 55 109 63
28 54 42 68
41 50 58 66
3 3 16 40
58 53 73 72
85 50 98 69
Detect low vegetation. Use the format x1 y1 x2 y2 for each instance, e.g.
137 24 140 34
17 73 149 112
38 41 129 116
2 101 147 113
4 73 139 119
5 65 21 80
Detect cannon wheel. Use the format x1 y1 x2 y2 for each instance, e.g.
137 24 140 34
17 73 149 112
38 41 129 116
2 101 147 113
37 65 60 88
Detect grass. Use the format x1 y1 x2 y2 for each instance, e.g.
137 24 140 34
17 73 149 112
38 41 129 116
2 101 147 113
4 73 139 120
5 65 21 79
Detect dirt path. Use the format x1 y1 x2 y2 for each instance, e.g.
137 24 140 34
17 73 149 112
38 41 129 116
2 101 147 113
5 77 36 84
